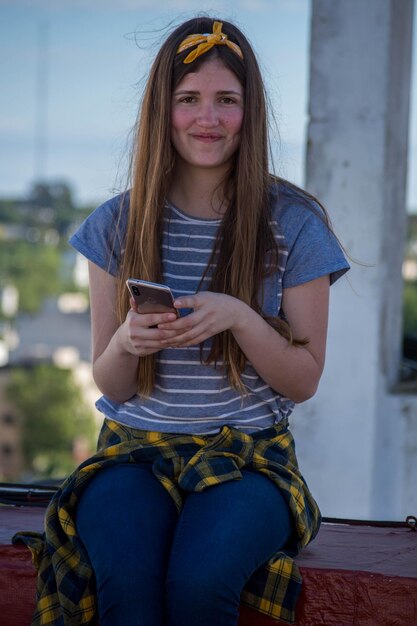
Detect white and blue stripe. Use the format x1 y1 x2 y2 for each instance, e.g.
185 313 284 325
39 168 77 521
94 201 293 434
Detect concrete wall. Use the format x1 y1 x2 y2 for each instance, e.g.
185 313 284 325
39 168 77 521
292 0 416 520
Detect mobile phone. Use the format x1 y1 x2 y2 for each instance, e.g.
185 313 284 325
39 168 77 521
126 279 178 316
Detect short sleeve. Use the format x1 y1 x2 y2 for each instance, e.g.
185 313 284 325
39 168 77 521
272 185 350 289
68 193 128 277
283 210 349 288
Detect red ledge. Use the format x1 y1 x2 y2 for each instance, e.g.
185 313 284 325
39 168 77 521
1 506 416 626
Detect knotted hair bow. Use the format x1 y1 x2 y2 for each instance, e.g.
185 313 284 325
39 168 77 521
177 21 244 64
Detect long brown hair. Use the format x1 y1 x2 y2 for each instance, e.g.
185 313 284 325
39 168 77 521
117 17 305 397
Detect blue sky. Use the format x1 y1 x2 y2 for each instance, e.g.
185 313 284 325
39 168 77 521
0 0 416 210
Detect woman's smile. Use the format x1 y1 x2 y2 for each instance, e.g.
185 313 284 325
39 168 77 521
192 133 224 142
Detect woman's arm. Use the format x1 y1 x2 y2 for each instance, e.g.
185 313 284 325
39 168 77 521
88 262 179 403
232 276 329 402
157 275 330 402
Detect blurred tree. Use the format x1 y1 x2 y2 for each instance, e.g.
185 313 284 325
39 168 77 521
28 181 84 237
6 364 97 478
403 282 417 335
0 181 92 237
407 214 417 241
0 181 93 314
0 200 20 223
0 241 63 313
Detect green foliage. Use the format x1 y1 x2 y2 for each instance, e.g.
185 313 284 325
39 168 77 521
0 181 94 315
403 282 417 335
0 241 63 313
0 200 20 223
0 181 92 239
407 214 417 242
27 181 91 237
6 365 97 477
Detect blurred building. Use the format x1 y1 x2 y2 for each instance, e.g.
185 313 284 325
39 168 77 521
9 295 101 423
10 296 91 365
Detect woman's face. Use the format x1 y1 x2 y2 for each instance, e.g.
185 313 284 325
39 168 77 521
171 57 244 173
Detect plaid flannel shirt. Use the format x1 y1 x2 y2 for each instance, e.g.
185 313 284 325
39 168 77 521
13 417 321 625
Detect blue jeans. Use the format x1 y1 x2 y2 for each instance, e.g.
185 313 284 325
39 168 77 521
76 462 293 626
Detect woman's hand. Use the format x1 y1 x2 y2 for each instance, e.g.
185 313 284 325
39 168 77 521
88 262 185 402
157 292 248 347
117 299 181 356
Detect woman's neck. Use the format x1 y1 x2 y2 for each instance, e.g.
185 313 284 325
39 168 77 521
169 161 229 219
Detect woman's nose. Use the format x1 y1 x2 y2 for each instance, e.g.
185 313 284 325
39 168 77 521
196 103 219 127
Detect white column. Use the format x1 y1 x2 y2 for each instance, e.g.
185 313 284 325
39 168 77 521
292 0 415 519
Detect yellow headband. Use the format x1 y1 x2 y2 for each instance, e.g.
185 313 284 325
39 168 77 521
176 21 244 64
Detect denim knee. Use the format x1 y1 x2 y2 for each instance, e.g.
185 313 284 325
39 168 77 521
166 566 239 626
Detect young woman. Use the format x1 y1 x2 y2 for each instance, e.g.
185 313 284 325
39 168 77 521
18 16 349 626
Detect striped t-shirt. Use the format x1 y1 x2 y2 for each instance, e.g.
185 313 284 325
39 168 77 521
69 182 349 434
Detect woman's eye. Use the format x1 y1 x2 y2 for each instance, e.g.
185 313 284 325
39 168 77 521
220 97 236 104
180 96 196 103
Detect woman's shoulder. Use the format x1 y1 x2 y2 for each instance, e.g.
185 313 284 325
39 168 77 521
68 191 130 276
90 190 130 225
268 178 350 287
71 190 130 243
268 179 329 249
269 178 325 225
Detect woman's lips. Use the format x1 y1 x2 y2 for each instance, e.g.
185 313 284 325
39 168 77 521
192 134 223 143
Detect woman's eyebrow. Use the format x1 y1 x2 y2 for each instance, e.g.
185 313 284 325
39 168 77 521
173 90 200 95
216 90 243 96
173 89 243 95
